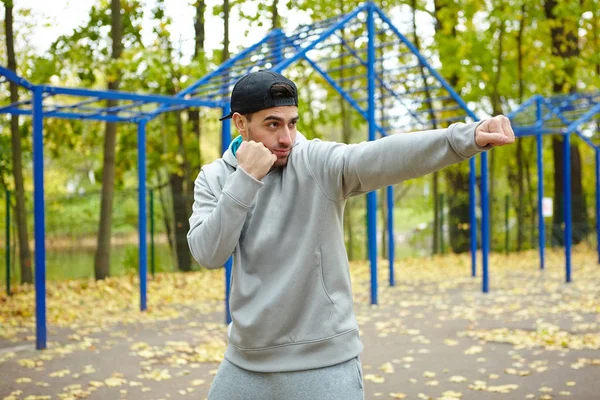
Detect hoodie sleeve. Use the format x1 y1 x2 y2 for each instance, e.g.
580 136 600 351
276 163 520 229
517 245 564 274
307 121 488 201
187 166 263 269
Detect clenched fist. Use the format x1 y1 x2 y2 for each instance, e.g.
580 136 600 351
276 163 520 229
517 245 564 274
237 140 277 180
475 115 516 148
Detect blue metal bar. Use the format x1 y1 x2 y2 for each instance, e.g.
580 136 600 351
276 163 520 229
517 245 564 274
298 57 390 140
0 108 131 122
401 85 444 96
411 105 463 116
0 65 34 90
300 54 389 137
562 103 600 132
222 103 233 324
159 32 277 110
536 97 545 270
367 3 378 305
596 148 600 264
326 62 365 74
513 126 562 137
0 99 34 113
330 33 428 126
563 133 572 283
41 86 219 109
481 152 489 293
44 97 102 113
469 157 477 277
32 86 47 350
374 6 478 121
273 4 366 72
387 185 395 287
507 94 543 120
543 101 597 149
137 120 148 311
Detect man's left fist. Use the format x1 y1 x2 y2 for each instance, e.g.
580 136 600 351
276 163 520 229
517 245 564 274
475 115 516 148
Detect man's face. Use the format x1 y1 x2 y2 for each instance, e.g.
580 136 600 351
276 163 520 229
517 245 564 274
234 106 299 168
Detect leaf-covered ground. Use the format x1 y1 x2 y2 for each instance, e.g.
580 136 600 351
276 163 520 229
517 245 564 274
1 247 599 399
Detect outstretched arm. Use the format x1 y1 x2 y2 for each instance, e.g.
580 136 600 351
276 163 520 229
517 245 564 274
308 116 515 200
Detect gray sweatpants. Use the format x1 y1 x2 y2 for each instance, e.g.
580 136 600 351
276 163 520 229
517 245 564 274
207 356 365 400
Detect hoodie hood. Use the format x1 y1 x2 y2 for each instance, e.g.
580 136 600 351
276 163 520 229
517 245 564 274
223 132 308 168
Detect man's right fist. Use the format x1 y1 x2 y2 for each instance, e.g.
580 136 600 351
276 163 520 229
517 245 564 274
237 140 277 181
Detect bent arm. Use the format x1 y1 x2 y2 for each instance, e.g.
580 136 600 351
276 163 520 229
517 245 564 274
308 121 486 200
187 167 262 268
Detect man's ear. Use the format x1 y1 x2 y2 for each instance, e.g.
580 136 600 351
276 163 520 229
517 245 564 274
232 113 248 140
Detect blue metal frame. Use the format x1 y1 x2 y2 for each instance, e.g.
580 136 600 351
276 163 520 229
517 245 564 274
366 2 378 305
1 70 223 351
469 157 477 277
387 185 395 287
596 148 600 264
137 119 148 311
510 91 600 281
2 1 497 347
221 104 233 325
32 86 47 350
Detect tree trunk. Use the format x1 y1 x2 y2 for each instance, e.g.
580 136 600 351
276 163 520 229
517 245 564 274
516 139 525 251
433 0 467 253
411 0 439 255
446 169 470 253
94 0 122 280
223 0 230 61
187 0 205 208
5 2 33 284
170 111 192 271
515 2 526 250
545 0 589 247
271 0 280 29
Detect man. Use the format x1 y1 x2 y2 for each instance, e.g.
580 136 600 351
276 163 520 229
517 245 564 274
187 70 515 399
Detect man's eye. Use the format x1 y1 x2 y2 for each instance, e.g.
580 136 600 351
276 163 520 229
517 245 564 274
269 122 278 128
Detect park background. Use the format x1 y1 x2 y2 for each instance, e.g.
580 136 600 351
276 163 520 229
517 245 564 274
1 1 600 399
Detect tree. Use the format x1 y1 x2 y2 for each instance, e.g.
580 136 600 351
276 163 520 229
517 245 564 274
433 0 471 253
544 0 590 246
94 0 123 280
3 0 33 284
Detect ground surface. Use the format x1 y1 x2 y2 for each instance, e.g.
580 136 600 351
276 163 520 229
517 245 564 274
1 247 599 399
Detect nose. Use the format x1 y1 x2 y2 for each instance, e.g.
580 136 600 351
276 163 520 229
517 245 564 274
278 127 292 148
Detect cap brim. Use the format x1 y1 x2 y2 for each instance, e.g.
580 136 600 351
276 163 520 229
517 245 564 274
219 112 233 121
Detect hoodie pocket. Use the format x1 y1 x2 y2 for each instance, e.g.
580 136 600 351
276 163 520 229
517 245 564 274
289 246 336 343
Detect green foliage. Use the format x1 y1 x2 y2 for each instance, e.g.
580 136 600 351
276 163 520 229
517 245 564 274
2 0 600 275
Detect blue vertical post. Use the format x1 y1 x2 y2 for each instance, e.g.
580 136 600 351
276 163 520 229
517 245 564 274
469 157 477 277
150 188 155 277
563 133 572 282
596 148 600 264
367 2 378 305
5 190 10 296
481 152 489 293
222 104 233 324
536 98 545 269
137 119 148 311
32 86 47 350
387 186 394 287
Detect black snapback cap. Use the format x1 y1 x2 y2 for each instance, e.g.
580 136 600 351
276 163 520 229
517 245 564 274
219 70 298 121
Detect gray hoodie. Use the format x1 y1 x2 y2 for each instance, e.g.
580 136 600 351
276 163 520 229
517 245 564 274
187 122 487 373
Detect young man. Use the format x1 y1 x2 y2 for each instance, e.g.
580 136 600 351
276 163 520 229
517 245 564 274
187 70 515 399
